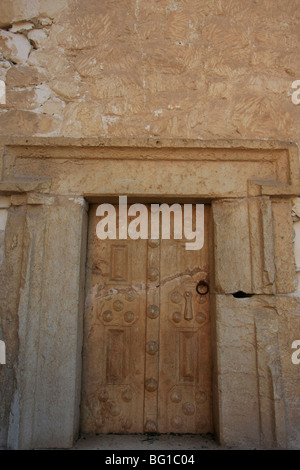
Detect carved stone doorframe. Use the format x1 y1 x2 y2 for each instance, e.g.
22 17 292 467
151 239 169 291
0 137 299 449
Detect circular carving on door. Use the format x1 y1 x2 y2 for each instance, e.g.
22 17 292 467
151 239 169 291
113 300 124 311
196 294 207 304
125 290 136 302
172 311 181 323
145 378 158 392
195 391 207 404
124 311 135 323
196 312 207 324
148 239 160 248
182 402 195 416
109 402 121 416
122 389 133 402
122 418 132 430
148 267 159 282
147 304 159 319
102 310 113 322
171 415 183 429
144 420 157 433
197 414 208 430
146 341 159 355
170 390 182 403
170 290 182 304
98 389 109 402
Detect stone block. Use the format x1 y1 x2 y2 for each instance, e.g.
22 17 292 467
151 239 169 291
6 198 87 449
248 197 275 293
213 199 252 294
0 30 31 64
28 29 48 49
9 22 34 34
0 197 11 209
0 110 60 136
0 210 8 231
0 0 68 28
0 205 27 449
276 296 300 449
294 220 300 271
272 200 296 293
6 88 38 110
214 294 289 449
49 79 80 100
6 65 43 87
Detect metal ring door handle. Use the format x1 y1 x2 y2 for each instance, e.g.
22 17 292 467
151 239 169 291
196 280 209 296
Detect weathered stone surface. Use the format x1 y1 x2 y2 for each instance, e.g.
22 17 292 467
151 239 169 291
292 198 300 219
62 102 105 136
272 200 296 293
0 30 31 64
0 60 11 82
248 197 275 294
0 0 68 28
214 294 296 449
6 88 38 110
0 197 11 209
213 196 298 295
41 98 65 117
0 110 60 136
7 141 295 200
6 65 43 87
9 21 34 34
0 0 298 145
294 220 300 271
28 29 48 49
213 199 252 294
0 80 5 105
0 205 26 449
0 209 8 265
0 209 8 231
276 296 300 449
49 79 80 100
5 199 87 449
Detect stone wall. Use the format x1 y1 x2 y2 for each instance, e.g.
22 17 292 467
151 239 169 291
0 0 299 145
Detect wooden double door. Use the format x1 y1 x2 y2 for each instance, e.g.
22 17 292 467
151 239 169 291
81 204 212 434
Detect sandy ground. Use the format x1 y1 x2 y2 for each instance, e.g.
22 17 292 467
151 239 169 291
71 433 239 450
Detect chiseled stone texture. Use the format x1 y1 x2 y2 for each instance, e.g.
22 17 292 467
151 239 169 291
272 200 297 294
213 197 297 295
0 197 87 449
0 0 299 149
214 294 300 449
0 30 31 64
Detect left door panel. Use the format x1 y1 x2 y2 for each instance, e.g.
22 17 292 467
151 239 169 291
81 205 147 433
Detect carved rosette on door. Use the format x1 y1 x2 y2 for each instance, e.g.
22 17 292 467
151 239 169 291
81 205 212 434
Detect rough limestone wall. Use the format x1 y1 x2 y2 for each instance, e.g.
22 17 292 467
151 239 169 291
0 0 299 145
